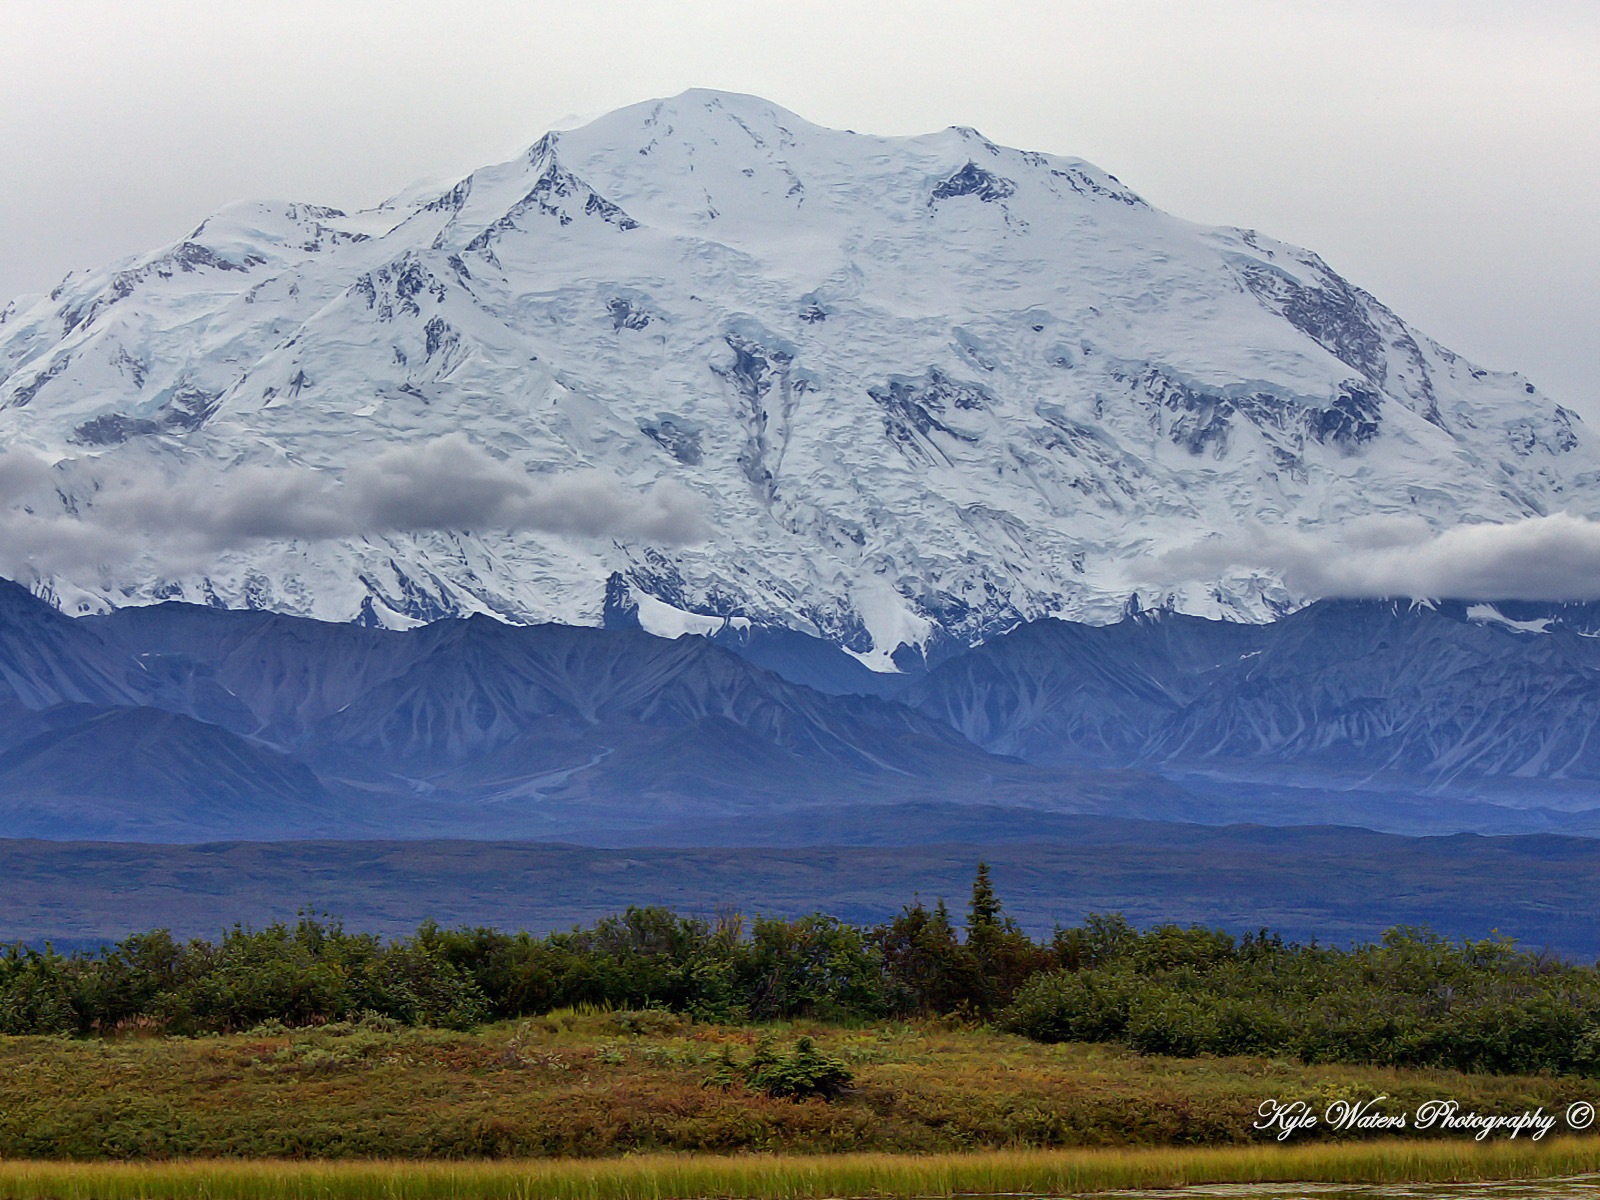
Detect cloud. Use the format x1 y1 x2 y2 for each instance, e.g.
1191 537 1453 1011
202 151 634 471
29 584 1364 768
344 437 709 544
0 449 53 500
0 436 708 578
1156 512 1600 602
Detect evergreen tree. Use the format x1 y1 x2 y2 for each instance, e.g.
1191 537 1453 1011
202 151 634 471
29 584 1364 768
968 861 1001 934
962 861 1047 1014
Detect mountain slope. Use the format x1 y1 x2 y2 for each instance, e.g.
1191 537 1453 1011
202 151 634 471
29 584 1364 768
906 600 1600 790
1148 601 1600 783
0 705 343 840
1 580 1599 841
0 580 140 711
0 584 1197 841
0 90 1592 663
902 612 1268 764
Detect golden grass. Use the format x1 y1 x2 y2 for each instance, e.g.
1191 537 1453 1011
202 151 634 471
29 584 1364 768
2 1140 1600 1199
3 1016 1597 1167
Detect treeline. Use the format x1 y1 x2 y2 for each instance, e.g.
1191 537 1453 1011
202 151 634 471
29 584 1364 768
5 864 1600 1076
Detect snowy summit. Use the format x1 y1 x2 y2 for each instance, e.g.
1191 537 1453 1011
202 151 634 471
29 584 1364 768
0 89 1591 666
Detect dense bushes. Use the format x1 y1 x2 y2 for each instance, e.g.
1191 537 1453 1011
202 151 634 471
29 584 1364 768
1001 918 1600 1075
0 921 487 1036
6 866 1600 1078
0 863 1027 1036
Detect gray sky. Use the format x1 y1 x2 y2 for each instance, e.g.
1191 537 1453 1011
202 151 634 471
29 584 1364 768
3 1 1597 414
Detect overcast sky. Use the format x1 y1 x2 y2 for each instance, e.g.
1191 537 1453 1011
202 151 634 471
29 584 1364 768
3 1 1596 414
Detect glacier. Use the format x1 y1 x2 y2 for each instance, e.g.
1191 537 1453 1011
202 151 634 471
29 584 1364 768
1 88 1594 664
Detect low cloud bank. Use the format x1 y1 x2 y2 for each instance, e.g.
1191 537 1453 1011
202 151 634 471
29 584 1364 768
0 435 708 576
1157 513 1600 602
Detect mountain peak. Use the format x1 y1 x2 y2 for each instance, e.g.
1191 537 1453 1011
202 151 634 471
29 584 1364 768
0 93 1590 660
593 87 816 132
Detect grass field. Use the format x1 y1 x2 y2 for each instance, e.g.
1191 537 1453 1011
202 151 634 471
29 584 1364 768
2 1140 1600 1199
2 1012 1595 1162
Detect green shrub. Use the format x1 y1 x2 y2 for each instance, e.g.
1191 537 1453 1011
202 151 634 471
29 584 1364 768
707 1034 854 1100
1000 922 1600 1075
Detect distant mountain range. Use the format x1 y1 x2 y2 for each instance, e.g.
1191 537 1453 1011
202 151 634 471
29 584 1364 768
2 89 1594 666
3 578 1598 843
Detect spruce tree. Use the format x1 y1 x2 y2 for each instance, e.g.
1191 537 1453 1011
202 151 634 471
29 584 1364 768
968 861 1000 935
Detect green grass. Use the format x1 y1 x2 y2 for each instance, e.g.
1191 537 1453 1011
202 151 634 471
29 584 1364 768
1 1013 1596 1164
3 1141 1600 1199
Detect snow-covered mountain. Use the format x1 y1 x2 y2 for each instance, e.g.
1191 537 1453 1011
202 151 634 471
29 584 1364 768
1 89 1592 664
